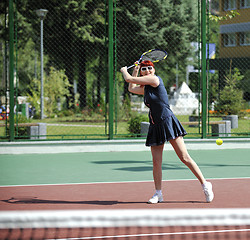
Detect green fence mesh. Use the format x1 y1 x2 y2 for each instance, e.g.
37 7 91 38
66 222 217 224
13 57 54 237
0 0 249 141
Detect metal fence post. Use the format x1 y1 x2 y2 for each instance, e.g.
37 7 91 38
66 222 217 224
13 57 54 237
108 0 114 140
9 0 15 141
201 0 207 138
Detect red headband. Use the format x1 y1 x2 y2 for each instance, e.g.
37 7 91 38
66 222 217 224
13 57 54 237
140 60 154 67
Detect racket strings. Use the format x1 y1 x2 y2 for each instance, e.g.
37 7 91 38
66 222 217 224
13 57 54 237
127 49 167 69
141 50 167 62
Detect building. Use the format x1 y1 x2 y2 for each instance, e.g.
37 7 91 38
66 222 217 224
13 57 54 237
219 0 250 58
209 0 250 92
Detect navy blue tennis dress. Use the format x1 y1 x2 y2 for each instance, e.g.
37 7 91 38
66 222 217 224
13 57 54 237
144 76 187 146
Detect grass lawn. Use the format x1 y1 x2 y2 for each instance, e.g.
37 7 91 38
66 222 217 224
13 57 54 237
0 113 249 140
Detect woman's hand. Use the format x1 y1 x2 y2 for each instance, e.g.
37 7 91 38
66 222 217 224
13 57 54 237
134 61 140 71
120 66 128 73
120 66 131 82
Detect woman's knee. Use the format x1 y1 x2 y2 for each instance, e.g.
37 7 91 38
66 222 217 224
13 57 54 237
179 153 192 164
152 157 162 169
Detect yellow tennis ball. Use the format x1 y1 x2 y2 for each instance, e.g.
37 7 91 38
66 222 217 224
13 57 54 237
216 139 223 145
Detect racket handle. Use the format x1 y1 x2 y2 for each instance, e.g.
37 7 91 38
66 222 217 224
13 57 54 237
127 64 135 70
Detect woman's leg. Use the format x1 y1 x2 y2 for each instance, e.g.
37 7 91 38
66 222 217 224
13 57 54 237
170 136 214 202
169 136 206 184
148 144 165 203
151 144 165 190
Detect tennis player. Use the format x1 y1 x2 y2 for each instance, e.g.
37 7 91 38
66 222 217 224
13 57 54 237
120 60 214 204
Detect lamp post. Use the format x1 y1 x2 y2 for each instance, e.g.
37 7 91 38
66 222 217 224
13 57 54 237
35 9 48 119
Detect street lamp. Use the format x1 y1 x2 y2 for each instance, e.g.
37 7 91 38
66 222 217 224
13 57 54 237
35 9 48 119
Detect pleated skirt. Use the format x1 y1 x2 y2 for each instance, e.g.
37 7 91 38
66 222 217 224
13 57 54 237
146 115 187 146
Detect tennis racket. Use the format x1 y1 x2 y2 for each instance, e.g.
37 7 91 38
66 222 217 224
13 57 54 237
127 49 168 69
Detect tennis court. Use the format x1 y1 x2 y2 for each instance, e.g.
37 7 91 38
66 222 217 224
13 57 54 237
0 139 250 239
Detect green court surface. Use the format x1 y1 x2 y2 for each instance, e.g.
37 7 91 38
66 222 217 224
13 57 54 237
0 148 249 186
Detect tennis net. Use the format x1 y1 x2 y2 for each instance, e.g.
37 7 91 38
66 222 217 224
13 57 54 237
0 208 250 240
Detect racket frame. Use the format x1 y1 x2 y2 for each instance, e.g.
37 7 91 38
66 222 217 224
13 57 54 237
127 49 168 69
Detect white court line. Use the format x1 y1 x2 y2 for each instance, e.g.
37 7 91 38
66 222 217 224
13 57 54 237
48 228 250 240
1 177 250 188
0 140 249 154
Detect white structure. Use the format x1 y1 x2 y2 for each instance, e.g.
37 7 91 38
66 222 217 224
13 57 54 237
169 82 200 115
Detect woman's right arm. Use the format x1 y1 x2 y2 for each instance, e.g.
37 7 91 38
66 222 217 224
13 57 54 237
128 62 144 95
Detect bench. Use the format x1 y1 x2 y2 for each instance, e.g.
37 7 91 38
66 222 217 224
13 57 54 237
0 123 47 139
141 120 231 137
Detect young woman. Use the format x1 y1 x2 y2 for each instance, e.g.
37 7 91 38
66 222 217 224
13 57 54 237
120 60 214 204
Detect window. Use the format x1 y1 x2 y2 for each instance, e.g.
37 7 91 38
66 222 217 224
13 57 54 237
224 0 236 10
223 33 236 47
240 32 250 45
240 0 250 8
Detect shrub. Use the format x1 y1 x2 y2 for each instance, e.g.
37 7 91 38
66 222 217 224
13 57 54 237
128 113 148 134
7 115 31 139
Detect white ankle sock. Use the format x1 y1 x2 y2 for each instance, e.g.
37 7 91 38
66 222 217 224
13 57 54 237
156 190 162 195
202 181 208 187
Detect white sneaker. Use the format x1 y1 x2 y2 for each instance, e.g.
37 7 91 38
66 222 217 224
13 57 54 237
148 193 163 204
202 182 214 203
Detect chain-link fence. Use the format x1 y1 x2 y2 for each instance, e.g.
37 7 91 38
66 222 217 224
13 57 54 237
208 0 250 137
1 0 110 140
1 0 249 141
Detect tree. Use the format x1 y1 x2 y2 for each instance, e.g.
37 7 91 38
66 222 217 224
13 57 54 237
17 0 106 109
214 68 245 116
0 3 40 95
26 67 72 117
116 0 198 94
3 0 201 114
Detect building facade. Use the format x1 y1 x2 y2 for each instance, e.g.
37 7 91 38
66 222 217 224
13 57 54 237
219 0 250 58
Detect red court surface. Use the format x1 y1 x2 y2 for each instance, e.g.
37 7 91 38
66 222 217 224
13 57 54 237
1 178 250 211
1 178 250 240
